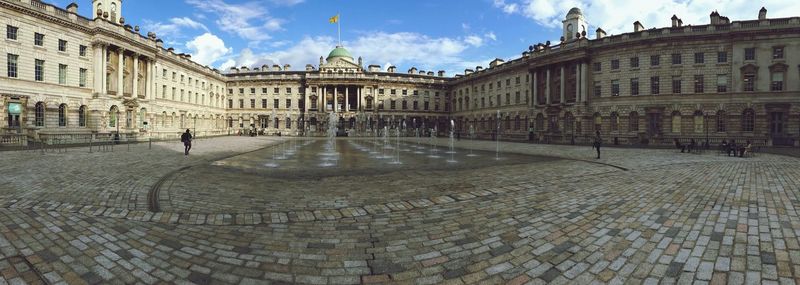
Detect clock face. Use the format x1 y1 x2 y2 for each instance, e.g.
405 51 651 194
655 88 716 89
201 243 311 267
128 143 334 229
567 24 573 32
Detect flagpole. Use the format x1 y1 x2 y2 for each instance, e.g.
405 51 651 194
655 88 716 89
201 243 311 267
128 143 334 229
337 13 341 46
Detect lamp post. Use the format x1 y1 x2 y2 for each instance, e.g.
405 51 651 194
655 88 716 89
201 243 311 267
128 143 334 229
704 111 709 149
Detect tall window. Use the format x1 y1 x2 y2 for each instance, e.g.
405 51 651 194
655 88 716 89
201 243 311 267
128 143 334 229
743 73 755 91
630 78 639 96
35 59 45 81
593 81 601 97
59 64 67 85
650 55 660 66
744 48 755 61
671 53 681 65
593 62 601 72
34 102 45 127
629 112 639 132
771 72 784 91
672 76 681 94
630 57 639 68
58 104 67 127
610 112 619 131
273 99 279 108
671 112 681 133
611 80 620 96
286 118 292 129
250 99 255 108
58 39 67 52
261 99 267 108
742 109 755 132
694 53 704 64
694 75 704 93
717 51 727 63
716 111 726 132
6 25 18 40
693 111 704 133
78 105 87 127
650 76 660 95
109 106 118 128
79 45 87 57
79 68 87 87
34 33 44 46
286 99 292 109
7 54 18 78
716 75 728 93
611 59 620 70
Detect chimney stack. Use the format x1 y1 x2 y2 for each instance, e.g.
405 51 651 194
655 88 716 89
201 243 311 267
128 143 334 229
633 21 645 32
66 3 78 13
671 15 679 27
595 28 606 39
759 7 767 20
438 70 446 77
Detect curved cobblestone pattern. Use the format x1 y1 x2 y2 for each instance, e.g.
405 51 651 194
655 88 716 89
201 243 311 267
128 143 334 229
3 137 800 284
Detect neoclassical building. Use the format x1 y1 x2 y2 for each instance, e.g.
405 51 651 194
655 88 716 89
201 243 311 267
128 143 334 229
1 1 799 146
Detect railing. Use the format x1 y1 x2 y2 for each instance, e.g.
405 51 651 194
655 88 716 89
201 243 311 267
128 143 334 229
740 21 759 28
770 19 791 26
29 0 46 11
691 26 708 32
0 134 27 146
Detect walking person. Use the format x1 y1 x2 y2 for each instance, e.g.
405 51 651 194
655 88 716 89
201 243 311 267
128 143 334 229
181 129 192 156
593 130 602 159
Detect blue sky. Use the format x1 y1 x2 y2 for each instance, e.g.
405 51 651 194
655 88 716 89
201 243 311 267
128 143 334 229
51 0 799 75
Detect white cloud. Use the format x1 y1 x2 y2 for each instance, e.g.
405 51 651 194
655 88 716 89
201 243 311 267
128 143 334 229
495 0 800 36
269 0 304 6
222 32 502 74
485 31 497 41
143 17 208 39
185 0 285 42
186 33 233 66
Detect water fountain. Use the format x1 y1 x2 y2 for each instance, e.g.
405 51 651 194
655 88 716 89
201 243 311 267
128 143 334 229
447 119 457 163
467 124 478 157
428 125 440 158
495 110 501 160
319 111 340 167
389 121 403 164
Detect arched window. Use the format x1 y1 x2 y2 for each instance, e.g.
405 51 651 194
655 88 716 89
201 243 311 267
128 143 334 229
610 112 619 131
715 110 726 132
162 112 167 127
505 116 511 130
34 102 45 127
535 113 545 131
514 115 521 130
108 106 119 128
58 104 67 127
286 117 292 129
742 109 755 132
628 112 639 132
593 113 602 131
563 112 574 133
693 111 704 133
78 105 87 127
671 111 682 133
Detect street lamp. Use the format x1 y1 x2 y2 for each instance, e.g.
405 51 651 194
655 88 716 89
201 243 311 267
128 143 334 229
704 111 709 149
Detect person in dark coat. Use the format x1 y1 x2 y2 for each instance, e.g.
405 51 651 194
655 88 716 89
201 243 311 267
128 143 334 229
180 129 192 155
687 138 696 153
593 130 602 159
674 138 686 153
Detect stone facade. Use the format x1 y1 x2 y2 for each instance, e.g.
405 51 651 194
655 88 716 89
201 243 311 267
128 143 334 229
1 1 798 146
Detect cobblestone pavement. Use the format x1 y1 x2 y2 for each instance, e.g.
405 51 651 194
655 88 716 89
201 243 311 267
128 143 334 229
2 136 800 284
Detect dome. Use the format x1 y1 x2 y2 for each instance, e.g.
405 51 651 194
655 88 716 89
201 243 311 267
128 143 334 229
326 46 354 62
567 7 582 16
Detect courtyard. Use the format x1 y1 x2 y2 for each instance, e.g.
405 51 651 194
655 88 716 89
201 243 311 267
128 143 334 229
1 137 800 285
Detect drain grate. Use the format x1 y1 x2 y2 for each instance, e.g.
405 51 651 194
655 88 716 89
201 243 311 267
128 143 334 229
0 255 48 285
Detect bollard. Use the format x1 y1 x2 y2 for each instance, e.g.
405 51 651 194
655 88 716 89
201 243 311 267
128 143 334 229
127 139 130 151
89 138 93 153
149 138 152 150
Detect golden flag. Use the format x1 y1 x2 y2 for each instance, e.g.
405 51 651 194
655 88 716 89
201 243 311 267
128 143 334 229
329 14 339 24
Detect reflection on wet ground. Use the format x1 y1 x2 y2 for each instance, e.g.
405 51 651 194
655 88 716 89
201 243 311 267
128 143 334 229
212 138 556 180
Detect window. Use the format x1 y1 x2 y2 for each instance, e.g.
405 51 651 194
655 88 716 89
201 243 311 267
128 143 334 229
228 99 233 109
390 100 396 109
611 59 620 70
250 99 255 108
79 68 87 87
629 112 639 132
402 100 408 110
716 75 728 93
273 99 279 108
35 59 45 81
7 54 18 78
34 102 45 127
650 55 660 66
630 57 639 68
286 118 292 129
611 80 620 96
650 76 660 95
694 53 704 64
593 62 601 72
378 89 384 95
250 88 255 94
6 25 18 40
694 75 704 93
390 89 396 95
773 47 784 59
286 99 292 109
34 33 44 46
227 88 233 95
238 88 244 94
59 64 67 84
742 109 754 132
413 101 418 110
79 45 87 57
693 111 704 133
744 48 755 61
286 87 292 94
58 104 67 127
262 88 267 94
423 101 429 110
610 112 619 131
671 112 681 133
273 87 279 94
717 51 727 63
771 72 784 91
743 73 755 91
716 111 726 132
671 53 681 65
78 106 87 127
630 78 639 96
58 39 67 52
262 99 267 108
238 99 244 109
593 81 602 97
402 90 407 96
672 76 681 94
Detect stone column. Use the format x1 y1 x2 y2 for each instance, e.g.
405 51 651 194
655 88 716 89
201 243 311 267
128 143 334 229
345 86 350 112
132 54 139 99
575 63 580 103
545 68 551 105
532 71 537 106
93 44 104 94
333 86 338 113
560 65 565 104
358 87 362 111
101 45 107 94
117 48 124 96
580 62 588 103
